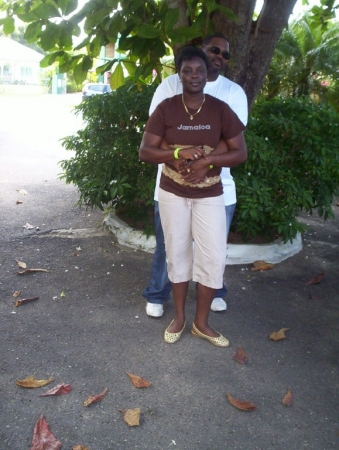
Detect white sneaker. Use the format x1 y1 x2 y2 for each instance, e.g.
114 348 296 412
146 302 164 317
210 297 227 312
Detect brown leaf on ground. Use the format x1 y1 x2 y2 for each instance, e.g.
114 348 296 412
282 389 293 406
72 446 90 450
118 408 141 426
15 296 39 307
305 272 325 285
13 290 21 298
233 346 248 364
16 200 24 204
30 415 62 450
251 260 275 271
226 393 256 411
17 376 54 388
41 383 71 396
126 372 152 388
270 328 289 341
269 328 290 341
17 268 49 275
83 387 108 406
16 259 27 269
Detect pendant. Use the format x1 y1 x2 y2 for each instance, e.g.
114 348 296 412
190 115 193 120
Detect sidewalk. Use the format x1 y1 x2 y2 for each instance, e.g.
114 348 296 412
1 94 338 449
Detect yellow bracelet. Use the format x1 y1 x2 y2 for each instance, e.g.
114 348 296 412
174 147 182 159
209 164 214 169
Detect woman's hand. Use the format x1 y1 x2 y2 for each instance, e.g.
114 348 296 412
178 158 210 183
177 146 207 161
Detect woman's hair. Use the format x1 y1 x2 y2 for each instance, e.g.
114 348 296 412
175 46 208 72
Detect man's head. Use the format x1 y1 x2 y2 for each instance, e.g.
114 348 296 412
201 33 230 80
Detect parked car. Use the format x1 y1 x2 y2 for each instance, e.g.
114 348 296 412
82 83 112 100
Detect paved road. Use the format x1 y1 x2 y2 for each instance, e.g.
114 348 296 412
0 93 338 450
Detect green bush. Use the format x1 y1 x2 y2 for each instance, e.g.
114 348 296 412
60 83 157 232
233 97 339 242
60 88 339 243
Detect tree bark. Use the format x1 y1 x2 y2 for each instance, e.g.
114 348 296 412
212 0 298 109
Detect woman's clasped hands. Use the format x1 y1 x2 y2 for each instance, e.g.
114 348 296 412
177 146 211 183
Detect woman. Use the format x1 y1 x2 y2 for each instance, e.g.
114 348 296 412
139 46 247 347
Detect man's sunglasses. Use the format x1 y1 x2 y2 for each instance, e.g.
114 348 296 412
205 46 231 60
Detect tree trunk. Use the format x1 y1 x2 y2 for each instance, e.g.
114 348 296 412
212 0 298 109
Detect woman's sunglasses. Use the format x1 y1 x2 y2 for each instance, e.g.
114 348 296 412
205 46 231 60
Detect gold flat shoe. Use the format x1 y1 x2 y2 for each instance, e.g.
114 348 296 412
191 322 229 347
164 320 186 344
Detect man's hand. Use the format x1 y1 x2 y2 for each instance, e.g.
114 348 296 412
178 158 210 184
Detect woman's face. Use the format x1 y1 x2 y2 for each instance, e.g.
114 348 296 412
179 56 207 94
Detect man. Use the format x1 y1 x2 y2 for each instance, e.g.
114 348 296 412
142 33 248 318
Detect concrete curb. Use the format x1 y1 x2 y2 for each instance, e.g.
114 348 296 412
103 213 302 265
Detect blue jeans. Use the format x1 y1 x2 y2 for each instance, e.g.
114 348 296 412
142 201 236 304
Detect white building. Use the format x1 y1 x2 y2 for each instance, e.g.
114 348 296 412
0 37 43 85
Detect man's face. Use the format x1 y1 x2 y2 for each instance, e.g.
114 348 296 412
202 37 230 75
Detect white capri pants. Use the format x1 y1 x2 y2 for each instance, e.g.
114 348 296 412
158 188 227 289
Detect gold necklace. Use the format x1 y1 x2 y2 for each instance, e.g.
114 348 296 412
181 95 205 120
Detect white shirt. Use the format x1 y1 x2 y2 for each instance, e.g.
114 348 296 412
149 74 248 205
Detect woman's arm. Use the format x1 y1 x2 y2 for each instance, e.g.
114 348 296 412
139 131 206 164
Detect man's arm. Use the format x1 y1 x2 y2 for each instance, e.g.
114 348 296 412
227 84 248 126
149 74 182 114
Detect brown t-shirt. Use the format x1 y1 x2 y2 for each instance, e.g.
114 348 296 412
145 94 245 198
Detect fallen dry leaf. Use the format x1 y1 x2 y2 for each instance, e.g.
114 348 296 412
226 393 256 411
17 268 49 275
282 389 293 406
13 290 21 298
16 200 24 204
305 272 325 285
17 376 54 388
72 446 90 450
126 372 152 388
41 383 71 396
30 415 62 450
16 259 27 269
23 222 34 229
15 296 39 307
233 346 248 364
118 408 141 426
269 328 290 341
251 260 275 271
84 387 108 406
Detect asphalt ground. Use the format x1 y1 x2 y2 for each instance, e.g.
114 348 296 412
0 93 338 450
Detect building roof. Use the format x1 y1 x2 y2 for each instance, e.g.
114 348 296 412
0 37 43 63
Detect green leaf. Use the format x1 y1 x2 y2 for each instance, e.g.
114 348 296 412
40 22 60 50
59 0 78 16
3 16 15 35
24 21 42 42
88 35 102 57
123 60 136 77
164 8 179 31
40 51 65 68
136 24 161 39
74 60 89 84
82 55 93 72
32 2 61 19
59 54 82 72
84 8 111 30
110 62 125 90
